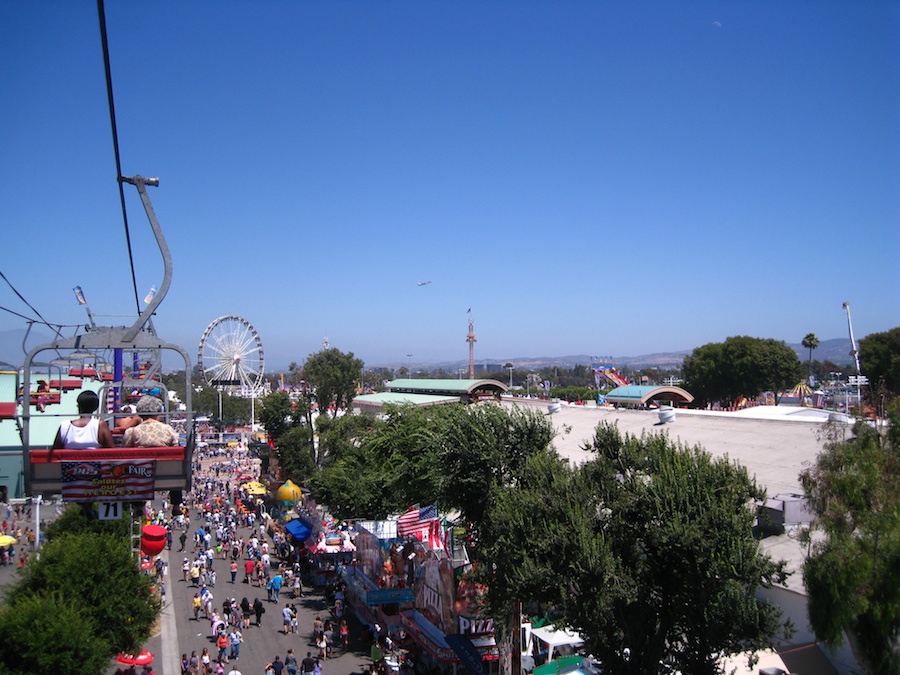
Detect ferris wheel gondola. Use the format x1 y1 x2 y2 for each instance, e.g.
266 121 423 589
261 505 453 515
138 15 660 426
197 316 265 394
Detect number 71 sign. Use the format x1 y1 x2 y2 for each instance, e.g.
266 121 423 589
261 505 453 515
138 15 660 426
98 502 122 520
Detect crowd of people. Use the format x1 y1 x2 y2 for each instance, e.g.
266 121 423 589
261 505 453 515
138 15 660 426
0 500 48 567
157 440 358 675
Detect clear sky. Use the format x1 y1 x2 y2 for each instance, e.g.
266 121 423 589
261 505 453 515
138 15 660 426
2 1 898 370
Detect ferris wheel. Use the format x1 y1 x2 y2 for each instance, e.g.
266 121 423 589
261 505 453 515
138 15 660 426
198 315 265 393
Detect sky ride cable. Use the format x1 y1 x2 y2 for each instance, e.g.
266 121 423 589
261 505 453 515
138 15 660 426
97 0 141 316
0 304 44 323
0 270 63 340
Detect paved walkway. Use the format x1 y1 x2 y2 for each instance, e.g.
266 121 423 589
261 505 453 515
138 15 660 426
156 511 372 675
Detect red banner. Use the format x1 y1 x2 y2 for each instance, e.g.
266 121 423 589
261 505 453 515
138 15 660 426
61 460 155 502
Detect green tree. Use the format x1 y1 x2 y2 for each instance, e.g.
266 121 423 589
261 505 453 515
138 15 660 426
8 531 158 652
434 403 554 525
315 411 381 468
276 424 317 483
192 385 220 417
310 403 436 519
800 414 900 674
42 499 129 540
0 593 110 675
573 424 790 674
683 336 802 406
476 449 587 611
476 422 789 675
859 327 900 401
190 387 251 425
287 361 305 386
304 348 364 417
258 390 297 443
802 333 819 382
310 402 553 523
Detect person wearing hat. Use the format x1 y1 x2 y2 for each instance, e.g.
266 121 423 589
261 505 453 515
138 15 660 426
35 379 51 412
52 390 114 449
124 395 179 447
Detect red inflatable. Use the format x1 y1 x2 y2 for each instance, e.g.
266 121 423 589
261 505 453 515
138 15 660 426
141 524 167 557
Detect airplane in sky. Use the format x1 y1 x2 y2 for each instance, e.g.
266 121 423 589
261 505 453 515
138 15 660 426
417 280 432 286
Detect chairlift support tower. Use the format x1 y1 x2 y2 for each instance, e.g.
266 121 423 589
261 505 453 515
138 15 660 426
21 175 194 497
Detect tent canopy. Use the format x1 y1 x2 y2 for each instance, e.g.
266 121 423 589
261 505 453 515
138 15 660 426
241 481 267 495
284 519 312 541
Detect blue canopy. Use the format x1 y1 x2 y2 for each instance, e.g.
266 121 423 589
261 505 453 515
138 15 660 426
284 519 312 542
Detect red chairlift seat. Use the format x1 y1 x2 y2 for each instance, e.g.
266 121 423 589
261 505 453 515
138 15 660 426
49 379 84 390
69 368 98 378
0 402 16 419
30 446 185 463
29 446 189 493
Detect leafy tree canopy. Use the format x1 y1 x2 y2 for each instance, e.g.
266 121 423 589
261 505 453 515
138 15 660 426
311 403 440 519
276 424 317 484
477 422 790 675
315 411 380 468
259 390 299 443
304 348 364 417
860 327 900 401
800 413 900 674
683 335 802 406
8 531 159 652
0 592 110 675
310 403 554 523
434 403 554 525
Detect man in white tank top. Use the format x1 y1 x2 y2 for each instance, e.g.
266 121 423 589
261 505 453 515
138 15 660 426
52 390 114 449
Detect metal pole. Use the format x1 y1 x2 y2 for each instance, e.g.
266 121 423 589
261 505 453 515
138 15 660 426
34 494 42 555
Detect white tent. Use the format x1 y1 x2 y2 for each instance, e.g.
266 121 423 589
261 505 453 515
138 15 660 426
525 625 585 663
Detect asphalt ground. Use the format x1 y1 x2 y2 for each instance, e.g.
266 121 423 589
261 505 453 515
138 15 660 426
156 511 374 675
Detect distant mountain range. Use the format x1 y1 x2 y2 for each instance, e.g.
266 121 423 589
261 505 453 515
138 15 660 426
369 338 857 372
0 328 855 374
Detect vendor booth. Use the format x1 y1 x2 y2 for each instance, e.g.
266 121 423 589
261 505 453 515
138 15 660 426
400 608 499 666
523 624 585 666
303 520 355 586
283 518 312 543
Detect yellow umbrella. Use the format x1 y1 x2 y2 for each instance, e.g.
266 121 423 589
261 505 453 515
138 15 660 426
241 481 268 495
0 534 16 547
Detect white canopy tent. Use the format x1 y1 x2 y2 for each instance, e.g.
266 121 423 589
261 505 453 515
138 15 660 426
523 624 585 663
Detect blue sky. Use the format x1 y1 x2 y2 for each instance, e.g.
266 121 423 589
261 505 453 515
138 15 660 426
2 1 898 369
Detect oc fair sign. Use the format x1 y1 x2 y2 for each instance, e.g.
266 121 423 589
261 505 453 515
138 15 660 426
61 460 155 502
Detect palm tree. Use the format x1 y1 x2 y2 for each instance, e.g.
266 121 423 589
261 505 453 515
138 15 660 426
802 333 819 382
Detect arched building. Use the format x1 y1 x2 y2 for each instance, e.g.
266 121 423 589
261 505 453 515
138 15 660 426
605 384 694 408
353 378 508 414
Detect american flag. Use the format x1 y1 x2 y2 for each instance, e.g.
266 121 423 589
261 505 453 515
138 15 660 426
397 502 438 537
428 519 451 551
